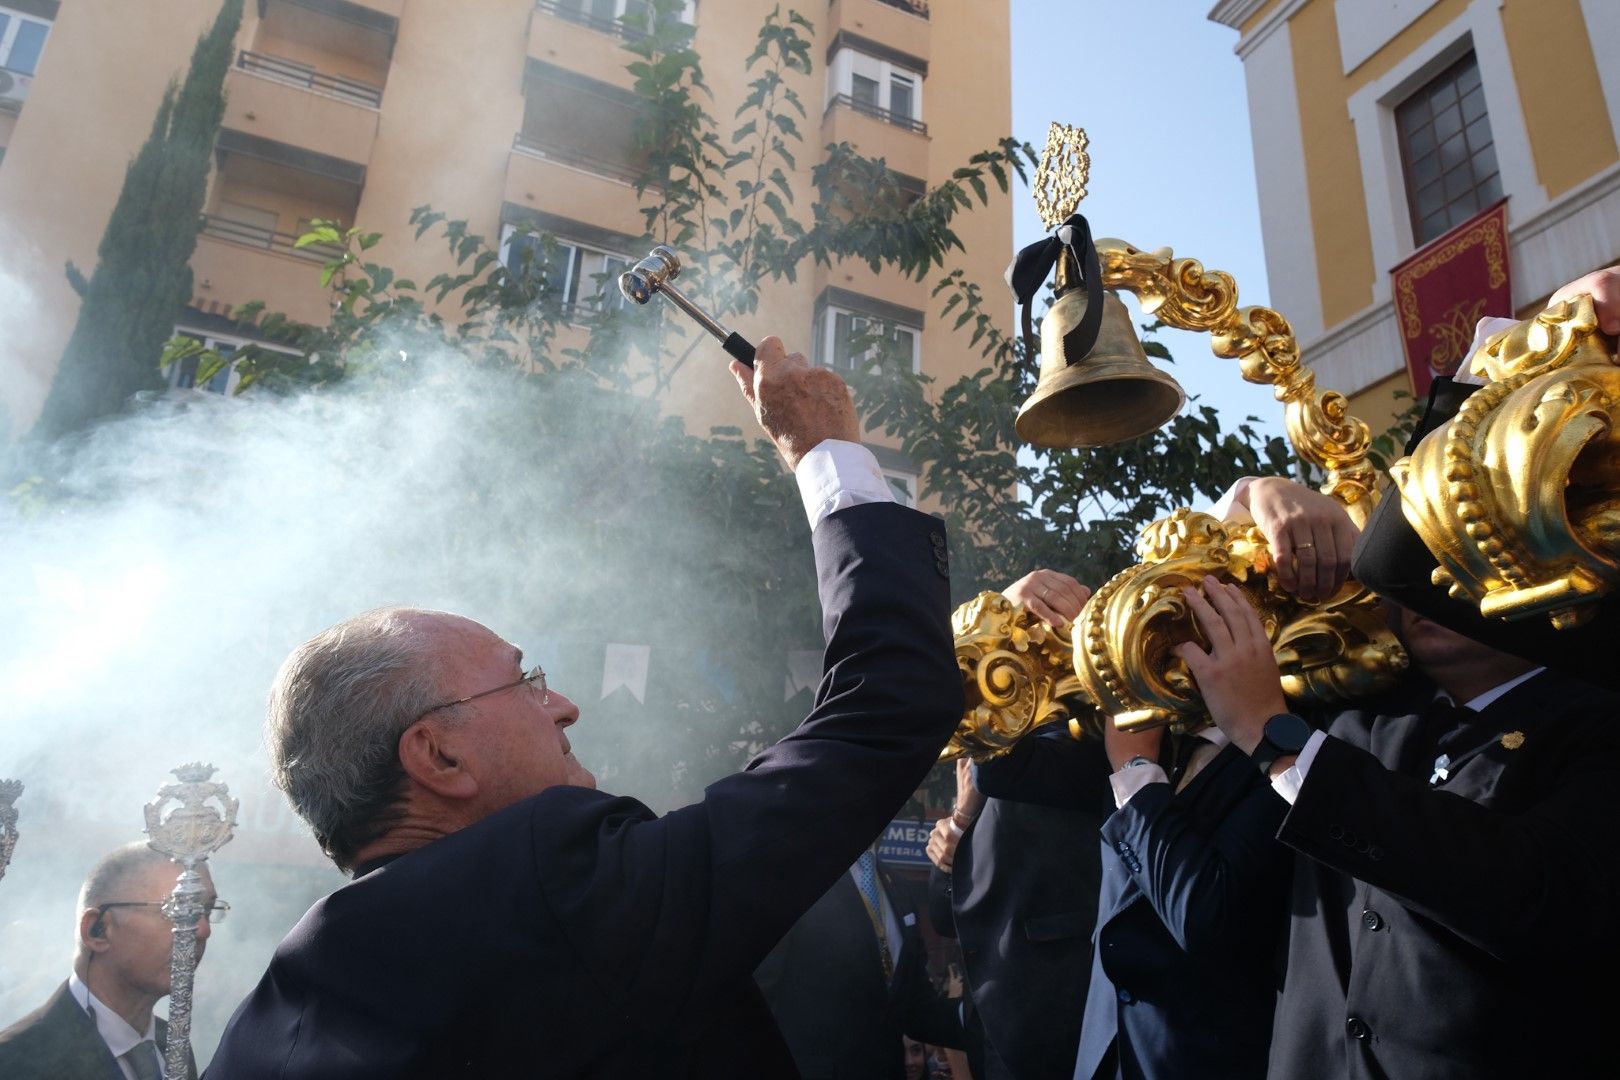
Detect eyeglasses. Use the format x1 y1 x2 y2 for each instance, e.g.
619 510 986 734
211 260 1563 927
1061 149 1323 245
419 663 548 718
96 899 230 925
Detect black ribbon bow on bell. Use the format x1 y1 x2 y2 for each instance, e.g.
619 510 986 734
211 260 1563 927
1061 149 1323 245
1004 212 1105 368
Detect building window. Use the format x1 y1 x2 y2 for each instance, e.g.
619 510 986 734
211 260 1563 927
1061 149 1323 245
164 330 297 396
0 6 50 76
518 61 651 185
1396 52 1501 246
499 224 631 316
817 306 921 373
828 47 925 132
539 0 695 39
882 470 917 508
216 201 282 249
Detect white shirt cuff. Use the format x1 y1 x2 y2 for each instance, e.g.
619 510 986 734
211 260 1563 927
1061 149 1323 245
1208 476 1257 521
795 440 895 531
1110 763 1169 808
1270 729 1328 804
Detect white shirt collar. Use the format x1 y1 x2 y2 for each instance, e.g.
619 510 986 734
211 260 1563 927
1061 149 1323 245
67 970 156 1059
1196 725 1232 749
1438 666 1547 713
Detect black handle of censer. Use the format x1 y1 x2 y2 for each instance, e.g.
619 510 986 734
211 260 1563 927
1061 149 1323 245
723 332 756 368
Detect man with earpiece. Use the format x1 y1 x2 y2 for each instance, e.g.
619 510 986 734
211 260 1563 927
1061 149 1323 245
0 841 220 1079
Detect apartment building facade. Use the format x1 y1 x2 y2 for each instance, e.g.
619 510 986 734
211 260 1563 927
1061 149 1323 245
0 0 1013 502
1208 0 1619 432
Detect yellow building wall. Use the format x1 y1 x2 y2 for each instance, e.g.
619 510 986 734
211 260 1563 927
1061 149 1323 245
920 0 1013 391
1285 0 1617 332
1345 369 1420 451
1500 0 1618 197
0 0 223 428
1289 0 1378 329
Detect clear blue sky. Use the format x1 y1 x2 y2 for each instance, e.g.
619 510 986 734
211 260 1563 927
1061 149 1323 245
1008 0 1288 440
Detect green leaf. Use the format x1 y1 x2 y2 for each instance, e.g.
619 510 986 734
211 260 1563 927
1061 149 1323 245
296 224 343 248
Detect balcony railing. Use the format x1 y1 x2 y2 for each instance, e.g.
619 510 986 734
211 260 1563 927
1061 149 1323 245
513 132 654 189
826 93 927 136
236 50 384 109
200 214 347 262
533 0 649 41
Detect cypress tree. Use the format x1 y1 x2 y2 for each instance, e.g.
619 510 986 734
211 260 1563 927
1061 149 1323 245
32 0 243 439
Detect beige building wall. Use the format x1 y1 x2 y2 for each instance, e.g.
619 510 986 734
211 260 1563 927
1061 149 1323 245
0 0 1012 497
1210 0 1620 438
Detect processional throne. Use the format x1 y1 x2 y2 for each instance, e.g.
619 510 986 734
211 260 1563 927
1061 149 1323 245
947 124 1620 760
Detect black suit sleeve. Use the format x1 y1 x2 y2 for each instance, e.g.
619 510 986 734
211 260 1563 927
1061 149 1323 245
972 727 1114 811
1280 715 1620 962
1099 753 1291 956
927 864 957 938
899 985 967 1050
534 503 963 1033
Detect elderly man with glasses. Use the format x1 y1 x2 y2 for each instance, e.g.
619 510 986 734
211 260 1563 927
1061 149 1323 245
0 841 221 1079
208 339 964 1078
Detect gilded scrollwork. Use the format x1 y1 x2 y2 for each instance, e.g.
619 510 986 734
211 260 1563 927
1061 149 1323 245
947 591 1099 761
948 517 1410 759
1073 511 1406 735
1097 239 1379 523
1391 294 1620 630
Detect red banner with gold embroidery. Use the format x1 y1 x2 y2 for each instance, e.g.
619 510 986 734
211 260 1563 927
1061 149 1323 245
1390 198 1511 397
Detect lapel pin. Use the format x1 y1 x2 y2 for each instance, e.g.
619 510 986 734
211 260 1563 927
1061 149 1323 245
1501 731 1525 750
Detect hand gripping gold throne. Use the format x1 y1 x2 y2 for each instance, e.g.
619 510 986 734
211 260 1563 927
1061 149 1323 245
949 509 1408 760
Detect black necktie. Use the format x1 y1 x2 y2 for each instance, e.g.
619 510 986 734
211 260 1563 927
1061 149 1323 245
1422 699 1479 784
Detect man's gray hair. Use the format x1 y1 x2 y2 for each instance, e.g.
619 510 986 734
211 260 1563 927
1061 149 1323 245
268 607 449 870
78 842 173 913
77 842 174 950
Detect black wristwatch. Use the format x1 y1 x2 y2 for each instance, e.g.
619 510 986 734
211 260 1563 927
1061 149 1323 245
1250 712 1313 776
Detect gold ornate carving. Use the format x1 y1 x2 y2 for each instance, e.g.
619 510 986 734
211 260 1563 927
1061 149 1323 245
1095 239 1380 521
1391 294 1620 630
1072 511 1406 732
947 591 1100 761
947 512 1408 757
1032 122 1090 230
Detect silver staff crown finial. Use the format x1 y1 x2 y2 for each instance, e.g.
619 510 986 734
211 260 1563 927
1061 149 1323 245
145 763 237 1079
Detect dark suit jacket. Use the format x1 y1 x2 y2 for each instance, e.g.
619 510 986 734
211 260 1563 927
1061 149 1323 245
1350 375 1620 688
756 856 964 1080
0 982 196 1080
936 731 1111 1080
1271 669 1620 1079
1073 745 1289 1080
205 503 962 1078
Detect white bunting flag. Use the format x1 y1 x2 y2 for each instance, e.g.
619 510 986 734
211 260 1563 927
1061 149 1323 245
601 643 651 703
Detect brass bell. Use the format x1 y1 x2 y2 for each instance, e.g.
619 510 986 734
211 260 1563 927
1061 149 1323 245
1015 286 1187 449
